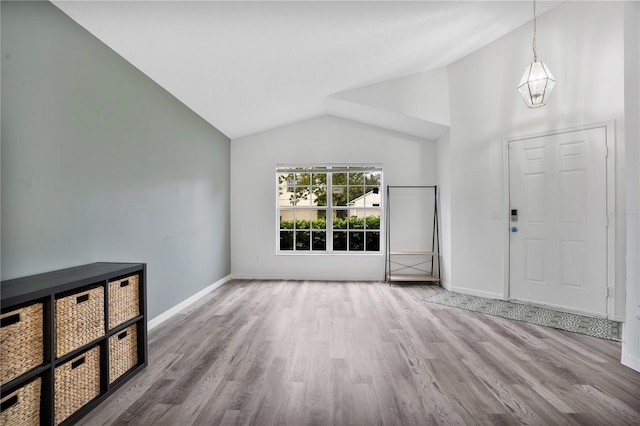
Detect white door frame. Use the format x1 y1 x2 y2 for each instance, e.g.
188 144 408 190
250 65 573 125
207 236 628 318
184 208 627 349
502 121 618 319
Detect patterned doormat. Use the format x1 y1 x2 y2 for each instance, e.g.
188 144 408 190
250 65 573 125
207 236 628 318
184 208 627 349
424 291 621 341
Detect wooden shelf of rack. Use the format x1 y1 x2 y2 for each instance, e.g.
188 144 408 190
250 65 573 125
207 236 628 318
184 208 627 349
388 274 440 283
389 251 439 256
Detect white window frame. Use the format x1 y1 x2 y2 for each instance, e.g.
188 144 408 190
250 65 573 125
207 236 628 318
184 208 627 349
276 164 384 255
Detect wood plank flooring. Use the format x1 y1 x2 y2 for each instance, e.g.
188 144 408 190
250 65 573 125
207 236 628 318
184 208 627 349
79 280 640 425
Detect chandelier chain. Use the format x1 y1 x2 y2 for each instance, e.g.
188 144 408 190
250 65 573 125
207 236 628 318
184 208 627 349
532 0 538 62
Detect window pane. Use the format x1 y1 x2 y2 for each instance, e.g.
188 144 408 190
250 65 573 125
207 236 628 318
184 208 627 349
312 231 326 251
313 184 328 206
295 173 310 185
287 174 310 207
278 172 295 187
333 231 347 251
295 210 311 230
365 212 381 230
332 173 347 185
311 173 327 186
278 174 298 207
349 231 365 251
366 231 380 251
290 193 302 207
365 171 381 186
349 216 365 229
332 186 347 206
279 213 294 229
311 214 327 229
295 189 312 206
296 231 310 250
277 173 289 193
348 172 365 185
280 231 294 250
364 188 381 207
333 210 348 229
347 205 366 222
348 186 365 206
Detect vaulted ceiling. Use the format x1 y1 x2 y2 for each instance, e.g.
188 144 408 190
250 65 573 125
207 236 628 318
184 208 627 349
53 1 561 139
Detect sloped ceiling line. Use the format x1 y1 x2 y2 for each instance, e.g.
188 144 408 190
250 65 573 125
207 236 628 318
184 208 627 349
52 1 561 139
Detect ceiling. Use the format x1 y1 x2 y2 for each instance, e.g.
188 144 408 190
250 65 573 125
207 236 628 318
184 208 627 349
52 1 561 139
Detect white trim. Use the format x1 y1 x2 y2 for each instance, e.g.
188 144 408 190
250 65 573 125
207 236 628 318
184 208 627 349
502 121 618 320
147 274 232 331
275 164 384 255
440 279 450 291
611 314 626 322
502 139 511 301
448 285 504 300
604 123 617 321
231 272 386 282
503 121 615 143
621 357 640 372
276 252 384 257
621 328 640 372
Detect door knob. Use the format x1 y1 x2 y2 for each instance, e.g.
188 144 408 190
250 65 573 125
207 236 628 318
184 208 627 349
511 226 518 232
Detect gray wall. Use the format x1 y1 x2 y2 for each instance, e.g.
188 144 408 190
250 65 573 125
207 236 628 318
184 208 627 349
1 1 231 320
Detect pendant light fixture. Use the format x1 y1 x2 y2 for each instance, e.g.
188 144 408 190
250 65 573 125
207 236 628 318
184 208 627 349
517 0 556 108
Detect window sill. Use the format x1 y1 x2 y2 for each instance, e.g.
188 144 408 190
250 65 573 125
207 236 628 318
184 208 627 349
276 251 384 256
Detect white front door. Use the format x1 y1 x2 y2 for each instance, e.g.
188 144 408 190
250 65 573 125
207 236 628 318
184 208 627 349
509 127 608 316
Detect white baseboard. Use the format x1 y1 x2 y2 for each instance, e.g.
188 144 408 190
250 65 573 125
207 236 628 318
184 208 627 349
439 279 450 291
611 314 626 322
448 285 503 300
230 273 385 282
148 274 232 331
621 352 640 372
621 322 640 372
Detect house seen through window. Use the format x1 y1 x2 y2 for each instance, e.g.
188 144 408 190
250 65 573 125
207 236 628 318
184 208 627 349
277 166 382 253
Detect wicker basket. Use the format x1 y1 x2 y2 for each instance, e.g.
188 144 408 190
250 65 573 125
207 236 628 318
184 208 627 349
54 345 100 425
108 274 140 330
109 324 138 383
0 377 41 426
0 303 43 386
55 286 105 358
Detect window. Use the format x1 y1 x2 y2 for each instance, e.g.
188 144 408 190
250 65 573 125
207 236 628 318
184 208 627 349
277 165 382 253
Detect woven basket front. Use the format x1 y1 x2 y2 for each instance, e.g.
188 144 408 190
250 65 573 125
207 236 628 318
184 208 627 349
54 345 100 425
0 303 44 385
0 377 41 426
55 286 105 358
108 274 140 330
109 323 138 383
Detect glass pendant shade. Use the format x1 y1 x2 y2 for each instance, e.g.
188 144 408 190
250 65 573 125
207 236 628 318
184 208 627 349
518 61 556 108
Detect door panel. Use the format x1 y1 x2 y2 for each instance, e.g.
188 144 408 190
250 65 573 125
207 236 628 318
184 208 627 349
561 240 586 288
509 128 607 316
525 239 547 283
560 170 586 224
525 173 546 223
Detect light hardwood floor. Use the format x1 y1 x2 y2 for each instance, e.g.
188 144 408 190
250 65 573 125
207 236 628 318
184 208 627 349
79 280 640 425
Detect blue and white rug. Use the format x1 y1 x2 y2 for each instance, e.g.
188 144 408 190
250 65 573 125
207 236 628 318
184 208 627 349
424 291 621 341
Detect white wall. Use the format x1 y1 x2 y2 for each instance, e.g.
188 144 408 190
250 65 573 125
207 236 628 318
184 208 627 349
436 130 451 289
622 1 640 372
231 116 436 280
447 1 627 316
